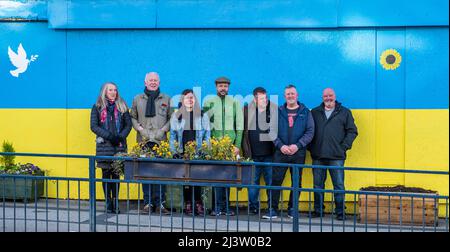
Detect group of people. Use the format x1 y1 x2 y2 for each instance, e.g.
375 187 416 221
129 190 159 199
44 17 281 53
90 71 358 220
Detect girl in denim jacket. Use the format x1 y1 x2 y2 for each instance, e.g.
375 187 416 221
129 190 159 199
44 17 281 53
169 89 210 215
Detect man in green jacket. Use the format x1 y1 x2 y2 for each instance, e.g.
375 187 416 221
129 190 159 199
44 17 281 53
203 76 243 216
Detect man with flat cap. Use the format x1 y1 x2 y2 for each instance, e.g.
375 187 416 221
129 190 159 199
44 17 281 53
203 76 244 216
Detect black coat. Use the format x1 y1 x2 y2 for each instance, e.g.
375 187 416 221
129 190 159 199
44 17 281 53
90 104 132 167
309 101 358 160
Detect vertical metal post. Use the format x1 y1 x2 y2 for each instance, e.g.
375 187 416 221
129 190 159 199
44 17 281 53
88 157 96 232
2 177 6 232
292 165 299 232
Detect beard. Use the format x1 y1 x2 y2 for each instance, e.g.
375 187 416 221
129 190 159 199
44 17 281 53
218 91 228 97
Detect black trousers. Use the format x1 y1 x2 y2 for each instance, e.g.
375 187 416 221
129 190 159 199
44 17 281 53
268 150 305 211
183 186 202 203
102 169 120 203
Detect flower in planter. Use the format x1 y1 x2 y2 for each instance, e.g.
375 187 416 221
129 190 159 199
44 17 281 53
111 152 128 176
199 136 251 162
183 141 198 160
129 141 155 158
17 163 45 176
122 136 251 162
152 140 173 159
0 163 45 176
0 141 45 176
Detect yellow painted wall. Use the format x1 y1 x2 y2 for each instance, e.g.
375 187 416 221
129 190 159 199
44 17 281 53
0 109 448 216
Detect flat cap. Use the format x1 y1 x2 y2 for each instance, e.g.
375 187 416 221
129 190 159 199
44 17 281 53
215 76 231 84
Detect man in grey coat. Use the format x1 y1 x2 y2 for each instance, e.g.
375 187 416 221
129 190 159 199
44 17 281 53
130 72 172 214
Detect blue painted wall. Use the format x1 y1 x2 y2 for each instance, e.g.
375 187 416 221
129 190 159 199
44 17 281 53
3 0 447 28
45 0 449 29
0 0 448 110
1 24 448 109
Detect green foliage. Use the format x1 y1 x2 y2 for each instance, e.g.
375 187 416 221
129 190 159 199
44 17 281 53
111 152 128 176
0 141 44 176
0 141 16 168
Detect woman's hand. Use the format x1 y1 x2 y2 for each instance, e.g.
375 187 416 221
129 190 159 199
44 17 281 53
110 135 122 146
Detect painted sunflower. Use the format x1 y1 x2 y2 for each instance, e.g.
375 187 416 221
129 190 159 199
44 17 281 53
380 49 402 70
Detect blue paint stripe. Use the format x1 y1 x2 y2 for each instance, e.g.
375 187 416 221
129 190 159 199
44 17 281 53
46 0 449 29
0 25 447 109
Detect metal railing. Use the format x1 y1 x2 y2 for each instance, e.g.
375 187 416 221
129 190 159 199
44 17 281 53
0 152 448 232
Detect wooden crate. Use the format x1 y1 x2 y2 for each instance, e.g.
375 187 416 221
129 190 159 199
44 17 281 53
358 194 439 226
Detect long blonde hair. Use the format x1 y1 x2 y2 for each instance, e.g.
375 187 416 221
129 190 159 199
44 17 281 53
95 82 128 113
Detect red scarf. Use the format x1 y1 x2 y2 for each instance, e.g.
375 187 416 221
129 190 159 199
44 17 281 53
100 100 119 124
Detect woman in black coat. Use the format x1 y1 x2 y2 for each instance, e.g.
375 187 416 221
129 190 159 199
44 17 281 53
90 81 132 214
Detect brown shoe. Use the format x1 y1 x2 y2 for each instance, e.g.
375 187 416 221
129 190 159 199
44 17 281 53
185 201 193 215
155 205 171 215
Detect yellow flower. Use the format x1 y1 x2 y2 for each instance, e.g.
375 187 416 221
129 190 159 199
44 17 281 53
380 49 402 70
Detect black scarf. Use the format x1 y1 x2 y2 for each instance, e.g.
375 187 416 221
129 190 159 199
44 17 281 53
144 88 160 117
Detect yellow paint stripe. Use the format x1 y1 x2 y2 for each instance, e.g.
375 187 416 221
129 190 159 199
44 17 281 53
0 109 448 216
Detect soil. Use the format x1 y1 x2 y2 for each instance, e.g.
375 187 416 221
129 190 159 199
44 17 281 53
360 185 437 194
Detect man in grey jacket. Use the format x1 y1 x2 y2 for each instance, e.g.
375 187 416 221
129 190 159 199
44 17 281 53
130 72 172 214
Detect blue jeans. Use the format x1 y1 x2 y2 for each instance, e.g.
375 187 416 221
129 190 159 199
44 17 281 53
312 159 345 216
248 155 273 210
142 183 166 207
213 187 230 212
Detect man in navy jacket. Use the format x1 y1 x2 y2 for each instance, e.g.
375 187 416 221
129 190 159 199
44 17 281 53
263 84 314 219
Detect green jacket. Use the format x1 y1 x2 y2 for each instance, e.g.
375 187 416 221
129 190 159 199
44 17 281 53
203 95 244 148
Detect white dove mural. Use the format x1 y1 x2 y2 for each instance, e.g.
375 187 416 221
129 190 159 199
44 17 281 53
7 43 38 78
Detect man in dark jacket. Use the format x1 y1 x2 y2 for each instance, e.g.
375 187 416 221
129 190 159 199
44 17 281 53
263 84 314 219
309 88 358 220
242 87 278 214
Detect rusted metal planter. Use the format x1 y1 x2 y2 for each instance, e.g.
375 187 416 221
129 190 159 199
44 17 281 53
124 160 255 184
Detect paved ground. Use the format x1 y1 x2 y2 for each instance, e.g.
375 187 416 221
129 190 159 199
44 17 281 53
0 199 447 232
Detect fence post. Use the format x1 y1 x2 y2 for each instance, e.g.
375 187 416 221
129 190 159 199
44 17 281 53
89 157 96 232
292 165 299 232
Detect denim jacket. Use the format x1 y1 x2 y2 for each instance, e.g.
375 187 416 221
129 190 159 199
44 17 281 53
169 111 211 154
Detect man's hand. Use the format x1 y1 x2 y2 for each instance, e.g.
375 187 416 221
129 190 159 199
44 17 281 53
281 145 292 155
233 147 240 156
288 144 299 155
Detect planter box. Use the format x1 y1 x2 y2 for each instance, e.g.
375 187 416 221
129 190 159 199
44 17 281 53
358 193 439 226
0 177 45 202
124 160 255 185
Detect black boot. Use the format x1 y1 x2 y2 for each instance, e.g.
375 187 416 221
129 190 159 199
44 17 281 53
112 198 120 214
106 198 114 213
